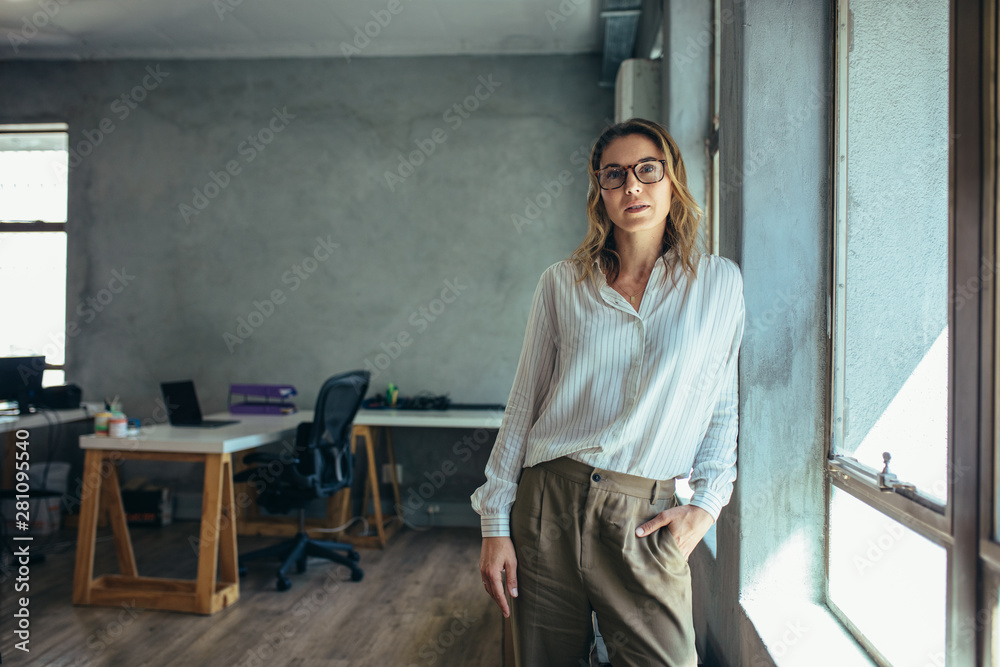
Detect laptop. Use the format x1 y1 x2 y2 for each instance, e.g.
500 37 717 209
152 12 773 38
160 380 239 428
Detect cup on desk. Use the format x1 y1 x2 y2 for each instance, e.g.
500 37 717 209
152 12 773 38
108 414 128 438
94 411 112 436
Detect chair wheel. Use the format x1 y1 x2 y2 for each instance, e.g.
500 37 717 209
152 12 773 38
351 568 364 582
277 577 292 591
349 551 361 562
238 566 248 578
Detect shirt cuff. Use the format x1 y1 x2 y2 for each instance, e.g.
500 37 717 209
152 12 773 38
688 491 725 522
481 515 510 538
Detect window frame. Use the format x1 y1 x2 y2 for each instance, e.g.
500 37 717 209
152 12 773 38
826 1 990 665
0 123 69 381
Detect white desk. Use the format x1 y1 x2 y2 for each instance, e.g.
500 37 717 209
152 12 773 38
72 407 506 613
73 411 308 615
354 407 505 430
234 408 506 549
0 407 91 434
1 407 92 489
344 408 504 547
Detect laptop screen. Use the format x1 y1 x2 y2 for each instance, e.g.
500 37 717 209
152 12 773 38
0 356 45 407
161 380 203 425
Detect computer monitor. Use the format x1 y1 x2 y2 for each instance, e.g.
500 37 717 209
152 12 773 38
0 356 45 414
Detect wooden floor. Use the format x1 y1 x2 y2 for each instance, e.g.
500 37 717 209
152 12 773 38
0 523 501 667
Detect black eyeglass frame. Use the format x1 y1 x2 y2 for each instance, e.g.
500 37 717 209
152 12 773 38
595 159 669 190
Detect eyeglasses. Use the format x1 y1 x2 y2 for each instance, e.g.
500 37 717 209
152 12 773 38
596 160 667 190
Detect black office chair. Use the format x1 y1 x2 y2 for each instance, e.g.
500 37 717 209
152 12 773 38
235 369 369 591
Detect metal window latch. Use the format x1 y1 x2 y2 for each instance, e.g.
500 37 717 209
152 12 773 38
877 452 916 492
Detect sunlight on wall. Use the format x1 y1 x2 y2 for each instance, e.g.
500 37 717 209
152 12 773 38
854 327 948 501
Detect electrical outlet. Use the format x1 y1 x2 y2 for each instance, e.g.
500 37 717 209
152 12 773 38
426 504 440 515
381 463 403 484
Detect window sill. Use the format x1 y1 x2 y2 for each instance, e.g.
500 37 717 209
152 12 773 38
742 598 876 667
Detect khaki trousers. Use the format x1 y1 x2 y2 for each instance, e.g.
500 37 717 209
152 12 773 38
509 456 697 667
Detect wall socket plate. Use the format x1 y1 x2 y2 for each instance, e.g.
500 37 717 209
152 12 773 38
381 463 403 484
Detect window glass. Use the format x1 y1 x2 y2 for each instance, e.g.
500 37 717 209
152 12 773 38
0 232 68 377
829 487 946 665
837 0 950 502
0 131 68 223
0 127 68 385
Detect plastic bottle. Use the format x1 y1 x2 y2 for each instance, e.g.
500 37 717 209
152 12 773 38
108 412 127 438
94 411 112 436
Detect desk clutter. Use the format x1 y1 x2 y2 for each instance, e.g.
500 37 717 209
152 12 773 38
362 391 452 410
93 396 140 437
228 383 298 415
362 383 506 411
121 477 173 527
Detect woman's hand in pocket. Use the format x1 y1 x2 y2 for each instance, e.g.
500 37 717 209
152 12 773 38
635 505 714 560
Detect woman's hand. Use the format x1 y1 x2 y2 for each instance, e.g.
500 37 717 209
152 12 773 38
480 536 518 618
635 504 714 560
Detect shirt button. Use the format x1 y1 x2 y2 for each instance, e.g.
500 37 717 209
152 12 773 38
592 473 601 482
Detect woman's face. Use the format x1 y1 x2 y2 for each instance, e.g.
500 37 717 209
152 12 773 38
598 133 673 236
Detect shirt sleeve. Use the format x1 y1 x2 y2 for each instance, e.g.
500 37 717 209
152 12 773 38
470 268 558 538
688 262 745 521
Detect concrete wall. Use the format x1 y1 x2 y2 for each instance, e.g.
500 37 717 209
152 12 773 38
0 55 613 506
662 0 713 245
699 0 835 664
659 1 717 660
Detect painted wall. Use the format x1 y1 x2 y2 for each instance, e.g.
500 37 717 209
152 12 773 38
0 55 613 508
700 0 838 664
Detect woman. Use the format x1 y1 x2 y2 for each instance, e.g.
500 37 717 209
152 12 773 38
471 118 745 666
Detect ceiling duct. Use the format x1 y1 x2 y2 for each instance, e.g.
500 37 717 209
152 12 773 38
599 0 643 87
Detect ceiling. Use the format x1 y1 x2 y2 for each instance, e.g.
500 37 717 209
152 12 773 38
0 0 603 60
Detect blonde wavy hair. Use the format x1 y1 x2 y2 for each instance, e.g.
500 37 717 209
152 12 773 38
570 118 703 290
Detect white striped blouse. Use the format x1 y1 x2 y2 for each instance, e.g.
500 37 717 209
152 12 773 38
471 247 745 538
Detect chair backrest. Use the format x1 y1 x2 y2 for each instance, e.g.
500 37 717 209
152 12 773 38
301 369 370 497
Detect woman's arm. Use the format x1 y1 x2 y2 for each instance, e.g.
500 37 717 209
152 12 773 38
471 267 558 536
473 268 558 616
688 262 745 520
